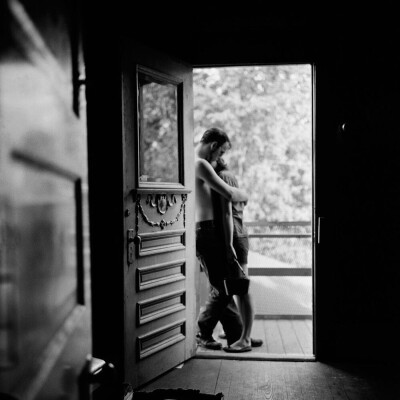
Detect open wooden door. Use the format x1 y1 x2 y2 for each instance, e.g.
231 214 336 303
122 43 197 388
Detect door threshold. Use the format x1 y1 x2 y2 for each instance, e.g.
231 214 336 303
194 352 315 362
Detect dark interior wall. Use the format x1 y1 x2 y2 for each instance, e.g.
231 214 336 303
82 3 126 370
315 26 400 362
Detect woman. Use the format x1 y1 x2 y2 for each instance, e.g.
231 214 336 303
213 158 254 352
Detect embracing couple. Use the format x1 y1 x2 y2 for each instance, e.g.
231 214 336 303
195 127 263 353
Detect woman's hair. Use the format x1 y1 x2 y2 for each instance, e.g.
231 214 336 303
200 128 231 148
215 157 228 174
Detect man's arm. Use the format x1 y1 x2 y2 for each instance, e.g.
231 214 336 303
196 159 248 202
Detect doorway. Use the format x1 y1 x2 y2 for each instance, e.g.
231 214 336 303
193 64 314 359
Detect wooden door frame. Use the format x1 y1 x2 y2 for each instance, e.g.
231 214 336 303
192 62 318 359
86 60 319 376
84 13 320 387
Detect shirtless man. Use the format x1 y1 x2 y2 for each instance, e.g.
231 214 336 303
195 127 248 349
195 128 248 221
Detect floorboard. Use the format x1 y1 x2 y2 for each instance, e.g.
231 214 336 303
138 359 400 399
195 319 314 361
292 319 313 354
264 320 285 354
278 320 303 354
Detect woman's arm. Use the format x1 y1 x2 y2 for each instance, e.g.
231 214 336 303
220 196 236 262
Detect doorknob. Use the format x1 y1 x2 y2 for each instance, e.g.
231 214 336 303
86 355 116 384
79 354 118 400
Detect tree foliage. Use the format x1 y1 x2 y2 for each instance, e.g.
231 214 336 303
194 65 312 222
139 80 179 183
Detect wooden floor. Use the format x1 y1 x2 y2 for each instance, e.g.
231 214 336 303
138 358 400 399
196 319 314 360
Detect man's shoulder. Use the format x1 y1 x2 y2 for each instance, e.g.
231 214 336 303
195 157 206 165
195 157 211 172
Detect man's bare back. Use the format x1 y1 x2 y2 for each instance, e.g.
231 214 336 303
195 158 215 222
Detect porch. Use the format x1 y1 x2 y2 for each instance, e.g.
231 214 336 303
196 318 313 360
197 221 313 360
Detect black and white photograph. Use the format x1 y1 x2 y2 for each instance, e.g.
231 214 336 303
1 2 399 399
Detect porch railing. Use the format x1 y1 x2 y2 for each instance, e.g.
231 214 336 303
245 220 312 319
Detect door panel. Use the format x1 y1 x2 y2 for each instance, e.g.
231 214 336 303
122 43 196 388
0 2 92 398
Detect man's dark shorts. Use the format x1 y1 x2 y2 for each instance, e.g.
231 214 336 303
196 220 250 288
196 220 228 292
